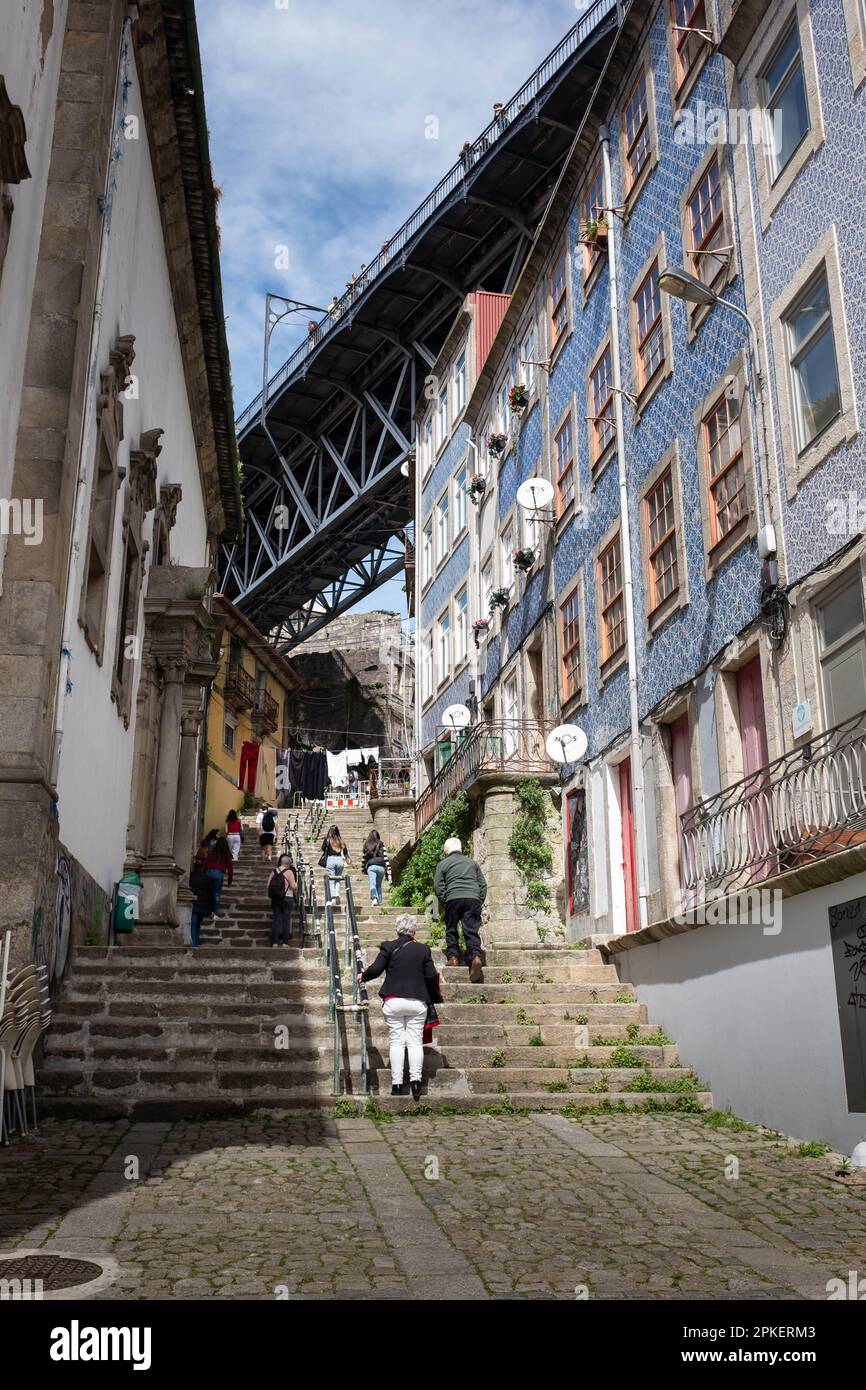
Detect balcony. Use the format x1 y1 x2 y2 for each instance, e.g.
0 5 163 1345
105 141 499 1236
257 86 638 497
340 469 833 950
223 663 256 711
680 711 866 902
252 688 279 737
415 720 554 837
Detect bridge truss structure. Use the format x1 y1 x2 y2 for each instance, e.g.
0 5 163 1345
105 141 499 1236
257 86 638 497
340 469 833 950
218 0 622 652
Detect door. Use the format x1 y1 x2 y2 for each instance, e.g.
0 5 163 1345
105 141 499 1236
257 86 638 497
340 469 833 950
502 673 519 760
527 646 544 723
736 656 772 878
670 713 694 901
619 758 639 933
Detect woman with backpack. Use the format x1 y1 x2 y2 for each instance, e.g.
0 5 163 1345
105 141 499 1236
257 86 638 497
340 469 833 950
225 808 243 863
258 804 277 862
189 850 216 947
320 824 348 902
359 914 441 1100
361 829 388 906
268 853 297 946
204 833 233 916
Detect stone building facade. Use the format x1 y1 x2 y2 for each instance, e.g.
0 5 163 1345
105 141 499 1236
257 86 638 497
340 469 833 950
0 0 241 969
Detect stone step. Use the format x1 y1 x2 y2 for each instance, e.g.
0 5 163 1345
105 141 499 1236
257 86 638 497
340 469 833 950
371 1066 697 1094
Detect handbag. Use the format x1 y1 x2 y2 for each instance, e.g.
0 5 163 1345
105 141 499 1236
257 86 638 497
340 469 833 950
318 850 328 868
423 1002 440 1045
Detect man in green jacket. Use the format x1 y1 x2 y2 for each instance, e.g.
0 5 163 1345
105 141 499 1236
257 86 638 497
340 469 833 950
433 837 486 983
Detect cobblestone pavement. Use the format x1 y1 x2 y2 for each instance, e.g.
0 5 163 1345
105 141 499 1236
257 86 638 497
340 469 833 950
1 1111 864 1299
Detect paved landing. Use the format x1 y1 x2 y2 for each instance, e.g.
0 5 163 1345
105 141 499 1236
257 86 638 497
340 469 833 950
2 1111 864 1300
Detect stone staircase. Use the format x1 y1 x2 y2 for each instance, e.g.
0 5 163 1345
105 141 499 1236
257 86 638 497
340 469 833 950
38 808 711 1118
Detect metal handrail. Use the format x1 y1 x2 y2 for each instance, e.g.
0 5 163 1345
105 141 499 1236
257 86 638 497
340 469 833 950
323 869 369 1096
680 710 866 898
415 719 555 836
344 875 370 1095
235 0 620 434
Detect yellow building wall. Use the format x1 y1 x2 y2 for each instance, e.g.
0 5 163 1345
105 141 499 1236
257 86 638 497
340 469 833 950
202 631 290 834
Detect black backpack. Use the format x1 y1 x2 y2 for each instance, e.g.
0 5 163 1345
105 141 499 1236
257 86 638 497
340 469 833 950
268 869 287 900
262 811 275 832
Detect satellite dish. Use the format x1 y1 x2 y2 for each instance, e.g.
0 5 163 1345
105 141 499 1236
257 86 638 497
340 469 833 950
546 724 587 764
517 477 554 511
442 703 471 730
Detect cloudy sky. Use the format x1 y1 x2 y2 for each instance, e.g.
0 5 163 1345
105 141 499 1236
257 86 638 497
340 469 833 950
198 0 585 611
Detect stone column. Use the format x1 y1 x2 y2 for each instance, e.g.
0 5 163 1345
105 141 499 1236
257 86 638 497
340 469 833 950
138 660 185 930
173 706 202 940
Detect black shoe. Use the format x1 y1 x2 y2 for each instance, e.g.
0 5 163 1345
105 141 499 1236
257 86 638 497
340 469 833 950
391 1084 404 1096
469 955 484 984
410 1081 423 1102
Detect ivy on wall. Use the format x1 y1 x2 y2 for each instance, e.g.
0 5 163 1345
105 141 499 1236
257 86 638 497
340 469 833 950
390 792 472 910
508 777 553 912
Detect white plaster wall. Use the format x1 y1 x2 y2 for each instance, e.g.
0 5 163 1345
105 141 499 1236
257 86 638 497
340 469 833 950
616 873 866 1153
55 40 210 894
0 0 69 589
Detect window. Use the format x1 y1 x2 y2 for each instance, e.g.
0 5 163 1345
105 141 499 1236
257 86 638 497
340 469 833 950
560 587 582 702
579 164 605 277
633 261 664 390
521 324 536 393
435 492 450 565
554 412 575 515
454 586 468 664
421 416 433 475
454 353 466 415
816 574 866 725
223 713 237 754
436 609 451 684
589 345 615 465
497 377 511 434
549 248 569 346
783 269 841 452
623 68 650 188
80 437 119 658
438 386 450 447
481 556 493 612
761 18 809 182
500 518 515 592
453 462 468 537
503 672 519 723
645 468 679 611
703 388 747 545
421 632 434 703
686 155 726 293
599 534 625 663
422 519 433 586
523 506 542 556
671 0 709 92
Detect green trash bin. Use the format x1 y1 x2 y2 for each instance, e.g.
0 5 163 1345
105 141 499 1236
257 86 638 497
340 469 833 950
115 872 141 935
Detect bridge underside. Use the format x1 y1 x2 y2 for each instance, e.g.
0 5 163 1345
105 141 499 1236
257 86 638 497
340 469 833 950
218 0 620 651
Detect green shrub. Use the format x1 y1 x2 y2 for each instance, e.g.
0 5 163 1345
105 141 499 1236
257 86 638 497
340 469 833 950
390 793 472 909
508 778 553 914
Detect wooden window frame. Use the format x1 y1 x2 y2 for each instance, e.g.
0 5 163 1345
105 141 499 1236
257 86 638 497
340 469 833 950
548 244 570 353
598 531 626 666
623 67 650 191
703 387 748 549
588 340 616 473
633 259 665 393
644 467 679 614
560 585 582 704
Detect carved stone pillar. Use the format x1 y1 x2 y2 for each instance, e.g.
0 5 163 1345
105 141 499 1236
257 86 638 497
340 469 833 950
138 659 185 930
174 706 203 939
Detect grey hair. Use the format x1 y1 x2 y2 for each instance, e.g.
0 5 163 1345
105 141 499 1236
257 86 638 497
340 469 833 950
395 914 417 936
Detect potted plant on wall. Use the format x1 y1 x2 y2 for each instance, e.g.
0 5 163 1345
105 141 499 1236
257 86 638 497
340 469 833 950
472 616 490 644
579 214 608 249
512 545 536 573
489 586 510 613
509 383 529 419
487 431 508 460
468 473 487 504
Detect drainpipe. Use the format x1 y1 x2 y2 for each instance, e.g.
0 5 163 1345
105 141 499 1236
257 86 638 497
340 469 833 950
467 436 483 724
599 125 649 933
48 16 133 791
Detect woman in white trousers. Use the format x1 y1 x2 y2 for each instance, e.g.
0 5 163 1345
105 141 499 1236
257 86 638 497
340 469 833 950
359 914 440 1101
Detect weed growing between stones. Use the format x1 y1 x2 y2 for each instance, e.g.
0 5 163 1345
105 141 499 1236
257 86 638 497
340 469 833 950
703 1108 756 1133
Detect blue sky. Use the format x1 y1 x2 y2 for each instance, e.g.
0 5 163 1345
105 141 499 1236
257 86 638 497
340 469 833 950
198 0 585 613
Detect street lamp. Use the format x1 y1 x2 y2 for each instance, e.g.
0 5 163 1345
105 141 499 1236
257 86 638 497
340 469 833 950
658 267 762 379
262 293 327 423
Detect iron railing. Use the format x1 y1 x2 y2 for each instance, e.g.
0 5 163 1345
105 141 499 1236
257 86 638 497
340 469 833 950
680 710 866 900
235 0 620 434
223 663 256 710
323 868 369 1096
415 719 554 837
252 688 279 735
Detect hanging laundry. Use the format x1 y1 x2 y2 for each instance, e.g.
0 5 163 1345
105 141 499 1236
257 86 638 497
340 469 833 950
326 749 348 787
289 749 305 791
237 740 260 792
360 746 379 763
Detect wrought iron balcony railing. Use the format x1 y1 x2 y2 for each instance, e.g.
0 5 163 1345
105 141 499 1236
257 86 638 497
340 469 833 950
235 0 620 434
415 719 554 837
252 688 279 735
223 663 256 710
680 710 866 900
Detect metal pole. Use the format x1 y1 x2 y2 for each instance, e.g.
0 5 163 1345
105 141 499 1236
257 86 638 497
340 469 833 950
600 125 649 933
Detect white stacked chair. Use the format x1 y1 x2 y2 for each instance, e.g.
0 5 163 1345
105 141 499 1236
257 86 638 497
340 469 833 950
0 952 51 1144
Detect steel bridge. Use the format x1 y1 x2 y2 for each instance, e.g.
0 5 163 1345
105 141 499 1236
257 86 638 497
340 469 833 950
218 0 622 651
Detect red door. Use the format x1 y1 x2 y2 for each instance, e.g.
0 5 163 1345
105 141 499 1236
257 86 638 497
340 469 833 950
736 657 772 879
671 714 693 899
619 758 639 933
